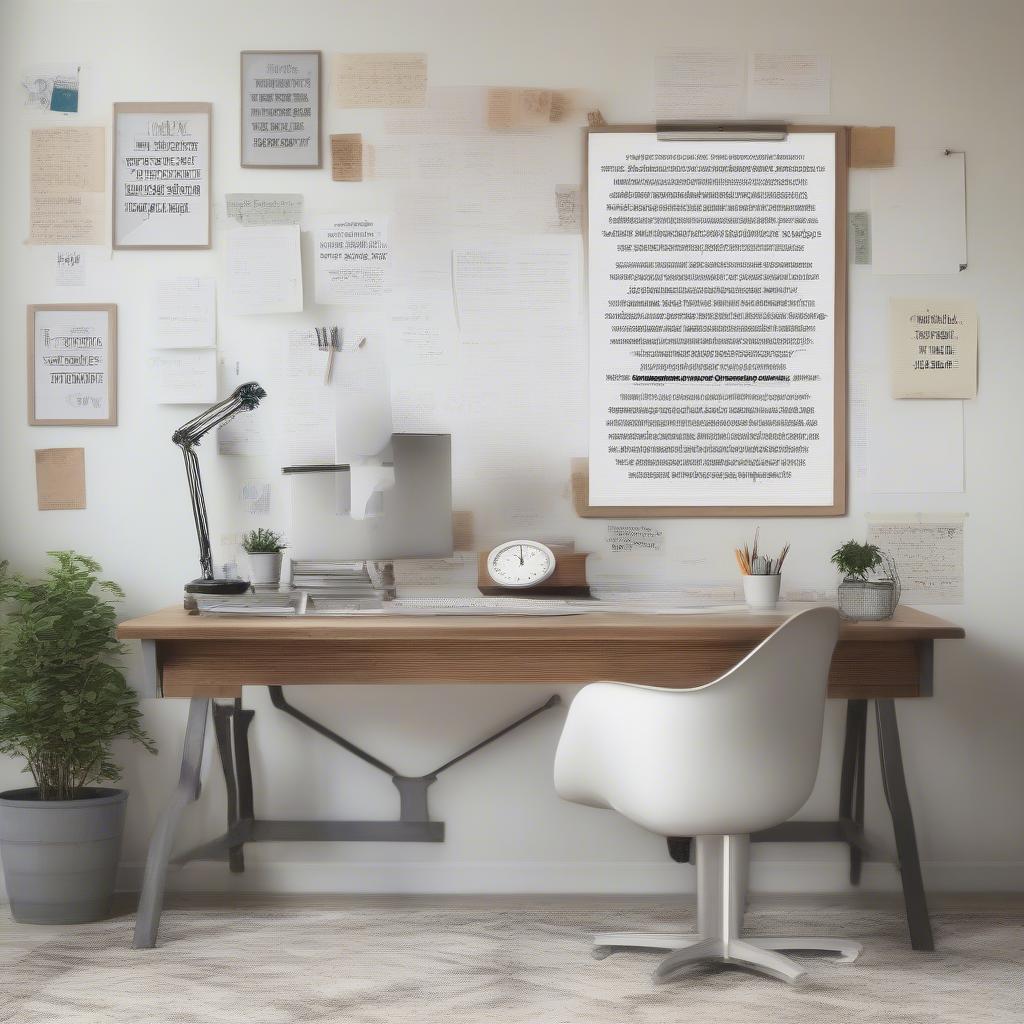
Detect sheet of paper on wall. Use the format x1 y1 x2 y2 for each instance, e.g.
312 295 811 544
331 52 427 108
330 133 363 181
552 184 581 233
849 211 871 265
747 53 830 114
35 448 86 510
225 193 302 226
22 64 80 113
486 88 552 129
283 329 335 465
452 238 582 334
224 225 303 314
29 126 105 245
890 298 977 398
605 523 665 554
152 277 216 348
390 289 457 363
314 218 390 304
54 248 87 286
655 51 744 120
867 514 965 604
147 349 217 404
871 152 967 274
868 395 963 493
242 481 272 516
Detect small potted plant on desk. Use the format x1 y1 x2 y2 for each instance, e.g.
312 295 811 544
241 528 286 589
0 552 155 924
830 540 901 620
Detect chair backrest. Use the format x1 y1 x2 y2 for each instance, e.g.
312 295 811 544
553 607 840 837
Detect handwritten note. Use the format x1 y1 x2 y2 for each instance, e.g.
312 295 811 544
224 225 303 315
330 133 363 181
35 448 86 510
29 127 105 245
331 53 427 108
867 515 965 604
153 277 215 348
225 193 302 226
606 523 664 554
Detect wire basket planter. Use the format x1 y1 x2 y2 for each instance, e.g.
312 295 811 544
837 552 901 621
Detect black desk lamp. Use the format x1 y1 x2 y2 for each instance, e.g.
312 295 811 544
172 382 266 595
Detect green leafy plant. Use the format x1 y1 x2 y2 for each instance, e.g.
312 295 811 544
830 540 884 580
241 528 286 554
0 552 155 801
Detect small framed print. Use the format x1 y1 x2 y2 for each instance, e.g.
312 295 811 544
28 304 117 426
112 102 212 250
241 51 321 169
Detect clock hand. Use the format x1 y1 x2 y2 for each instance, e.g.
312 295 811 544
518 545 524 565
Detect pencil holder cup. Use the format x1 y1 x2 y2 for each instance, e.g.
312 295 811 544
742 573 781 610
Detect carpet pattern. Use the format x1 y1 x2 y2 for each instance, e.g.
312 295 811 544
1 900 1022 1023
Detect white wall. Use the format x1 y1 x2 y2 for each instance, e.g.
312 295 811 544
2 0 1023 895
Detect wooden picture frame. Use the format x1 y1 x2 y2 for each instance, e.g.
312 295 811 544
240 51 321 169
580 124 848 518
28 304 117 426
112 102 212 250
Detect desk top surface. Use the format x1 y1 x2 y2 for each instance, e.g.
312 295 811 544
117 602 965 643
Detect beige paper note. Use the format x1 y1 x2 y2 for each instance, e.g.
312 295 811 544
890 298 978 398
487 88 552 129
330 133 364 181
331 53 427 108
29 126 105 245
35 448 86 510
850 126 895 168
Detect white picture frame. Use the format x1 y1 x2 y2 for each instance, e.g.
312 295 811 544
240 51 321 169
112 102 212 250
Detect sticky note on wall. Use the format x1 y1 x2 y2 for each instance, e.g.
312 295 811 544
35 448 86 510
330 133 363 181
850 126 895 168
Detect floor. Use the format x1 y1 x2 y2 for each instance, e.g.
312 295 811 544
1 893 1022 1024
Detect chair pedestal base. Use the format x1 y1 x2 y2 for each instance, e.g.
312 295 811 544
591 836 862 986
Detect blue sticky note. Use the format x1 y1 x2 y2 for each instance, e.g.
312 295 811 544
50 86 79 113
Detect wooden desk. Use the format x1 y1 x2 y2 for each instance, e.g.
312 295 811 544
118 603 964 950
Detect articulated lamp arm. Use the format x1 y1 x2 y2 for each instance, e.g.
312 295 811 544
173 382 266 587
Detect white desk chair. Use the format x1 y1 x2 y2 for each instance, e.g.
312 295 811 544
554 606 861 986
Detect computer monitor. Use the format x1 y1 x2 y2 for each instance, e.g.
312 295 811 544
284 433 453 562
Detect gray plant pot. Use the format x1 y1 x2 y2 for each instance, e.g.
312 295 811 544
0 787 127 924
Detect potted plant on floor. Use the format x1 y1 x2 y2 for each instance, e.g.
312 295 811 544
830 540 901 621
241 528 286 588
0 551 155 924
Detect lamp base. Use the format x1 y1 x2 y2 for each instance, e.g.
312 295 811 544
184 577 252 595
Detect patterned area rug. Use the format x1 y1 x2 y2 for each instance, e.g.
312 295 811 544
1 899 1022 1023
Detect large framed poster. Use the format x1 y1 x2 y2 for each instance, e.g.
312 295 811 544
112 102 211 250
28 304 117 426
240 51 321 168
581 125 847 517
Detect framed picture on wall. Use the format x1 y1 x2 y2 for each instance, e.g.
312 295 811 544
28 304 117 426
112 102 212 249
240 51 321 168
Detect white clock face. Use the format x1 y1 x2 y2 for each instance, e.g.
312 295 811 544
487 540 557 589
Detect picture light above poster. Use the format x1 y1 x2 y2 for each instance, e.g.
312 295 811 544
112 102 211 250
27 304 117 426
240 51 321 169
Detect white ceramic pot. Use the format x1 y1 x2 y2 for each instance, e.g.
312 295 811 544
246 551 282 586
742 573 781 610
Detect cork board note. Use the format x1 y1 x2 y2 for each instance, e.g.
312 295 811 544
35 447 86 510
